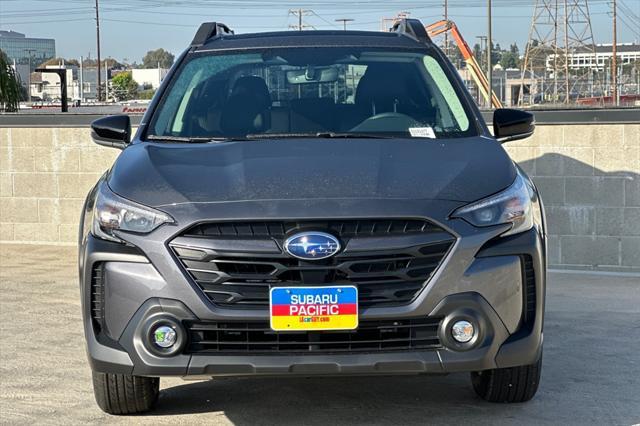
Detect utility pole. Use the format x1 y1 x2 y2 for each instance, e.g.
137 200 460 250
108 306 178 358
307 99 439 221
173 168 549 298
24 49 36 103
563 0 570 103
289 9 314 31
380 11 410 31
444 0 449 56
487 0 493 109
104 58 109 102
80 55 84 103
612 0 618 106
335 18 354 31
95 0 102 102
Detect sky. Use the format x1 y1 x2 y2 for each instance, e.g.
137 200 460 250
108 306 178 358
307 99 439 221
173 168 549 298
1 0 639 63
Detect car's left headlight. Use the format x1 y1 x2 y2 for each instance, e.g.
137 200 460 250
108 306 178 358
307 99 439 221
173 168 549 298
451 169 541 237
92 182 174 242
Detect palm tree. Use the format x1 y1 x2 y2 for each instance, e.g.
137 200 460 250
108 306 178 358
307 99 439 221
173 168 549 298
0 49 22 112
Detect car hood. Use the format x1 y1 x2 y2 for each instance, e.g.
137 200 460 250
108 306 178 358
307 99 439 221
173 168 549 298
108 137 516 208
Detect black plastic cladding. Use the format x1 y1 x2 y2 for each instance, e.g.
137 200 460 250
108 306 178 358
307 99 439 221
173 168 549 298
185 318 443 354
391 19 432 44
193 31 434 53
191 22 234 47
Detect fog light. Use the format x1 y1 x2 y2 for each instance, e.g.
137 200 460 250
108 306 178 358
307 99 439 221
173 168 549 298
153 325 177 348
451 320 475 343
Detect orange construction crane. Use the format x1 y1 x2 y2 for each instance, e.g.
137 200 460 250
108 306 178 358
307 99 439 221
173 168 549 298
426 20 503 108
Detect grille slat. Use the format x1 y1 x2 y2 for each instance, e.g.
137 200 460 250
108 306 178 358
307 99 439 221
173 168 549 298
90 263 105 332
522 255 536 326
186 219 445 239
194 337 440 346
172 219 454 309
185 318 443 354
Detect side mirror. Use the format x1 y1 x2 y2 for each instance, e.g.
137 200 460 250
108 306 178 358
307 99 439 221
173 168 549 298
493 109 535 143
90 115 131 149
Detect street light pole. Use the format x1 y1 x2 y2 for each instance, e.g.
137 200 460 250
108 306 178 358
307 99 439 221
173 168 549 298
104 57 109 102
95 0 102 102
487 0 493 109
444 0 449 56
612 0 618 106
80 55 84 103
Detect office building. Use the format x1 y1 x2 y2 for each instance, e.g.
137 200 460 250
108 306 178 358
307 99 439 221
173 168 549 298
0 30 56 70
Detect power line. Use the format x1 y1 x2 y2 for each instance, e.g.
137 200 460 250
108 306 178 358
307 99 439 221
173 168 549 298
617 14 640 38
617 1 640 24
102 18 287 29
311 11 340 28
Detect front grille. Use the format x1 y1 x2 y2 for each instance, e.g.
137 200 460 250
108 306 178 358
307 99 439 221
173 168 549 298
185 318 442 354
90 263 105 332
170 219 455 309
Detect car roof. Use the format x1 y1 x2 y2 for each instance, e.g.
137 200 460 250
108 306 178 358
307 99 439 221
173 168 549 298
194 30 430 52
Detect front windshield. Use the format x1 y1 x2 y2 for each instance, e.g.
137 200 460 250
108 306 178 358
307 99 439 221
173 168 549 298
147 47 477 140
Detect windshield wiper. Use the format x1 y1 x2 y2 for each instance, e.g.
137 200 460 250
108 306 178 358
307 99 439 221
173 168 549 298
315 132 394 139
146 135 247 143
245 132 394 140
148 132 398 143
245 133 317 139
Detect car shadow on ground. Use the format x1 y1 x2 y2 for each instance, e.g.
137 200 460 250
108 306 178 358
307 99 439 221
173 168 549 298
146 372 526 424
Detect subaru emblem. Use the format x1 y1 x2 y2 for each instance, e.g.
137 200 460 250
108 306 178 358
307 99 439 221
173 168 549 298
284 232 341 260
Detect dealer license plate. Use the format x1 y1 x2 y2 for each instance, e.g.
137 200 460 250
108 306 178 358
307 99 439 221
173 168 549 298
269 285 358 331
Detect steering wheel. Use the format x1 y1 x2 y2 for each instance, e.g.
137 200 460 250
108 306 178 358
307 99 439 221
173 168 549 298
350 112 417 133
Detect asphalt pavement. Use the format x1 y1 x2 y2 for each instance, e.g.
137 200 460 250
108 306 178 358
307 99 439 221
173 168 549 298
1 243 639 425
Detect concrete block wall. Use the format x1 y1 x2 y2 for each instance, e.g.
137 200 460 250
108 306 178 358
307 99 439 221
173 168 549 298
504 124 640 272
1 123 639 271
0 128 118 244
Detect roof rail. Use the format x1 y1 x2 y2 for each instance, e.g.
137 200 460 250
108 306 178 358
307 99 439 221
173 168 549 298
391 19 431 44
191 22 234 47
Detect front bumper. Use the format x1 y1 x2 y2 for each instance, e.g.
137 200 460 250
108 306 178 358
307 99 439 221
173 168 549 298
80 217 545 378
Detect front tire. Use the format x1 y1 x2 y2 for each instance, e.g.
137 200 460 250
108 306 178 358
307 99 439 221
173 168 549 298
92 371 159 414
471 353 542 403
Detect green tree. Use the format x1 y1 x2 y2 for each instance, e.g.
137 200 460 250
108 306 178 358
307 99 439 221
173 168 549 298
498 43 521 69
500 51 520 69
473 43 483 64
137 88 156 100
142 48 174 69
0 49 22 112
491 42 502 65
110 71 138 101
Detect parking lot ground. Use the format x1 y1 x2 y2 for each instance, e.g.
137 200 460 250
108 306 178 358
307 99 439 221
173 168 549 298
1 243 639 425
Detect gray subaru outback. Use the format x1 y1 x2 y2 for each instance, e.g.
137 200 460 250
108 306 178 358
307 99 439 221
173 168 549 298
79 19 546 414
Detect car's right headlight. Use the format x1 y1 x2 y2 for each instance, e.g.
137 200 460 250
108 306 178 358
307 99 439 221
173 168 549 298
451 169 539 237
92 182 174 242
